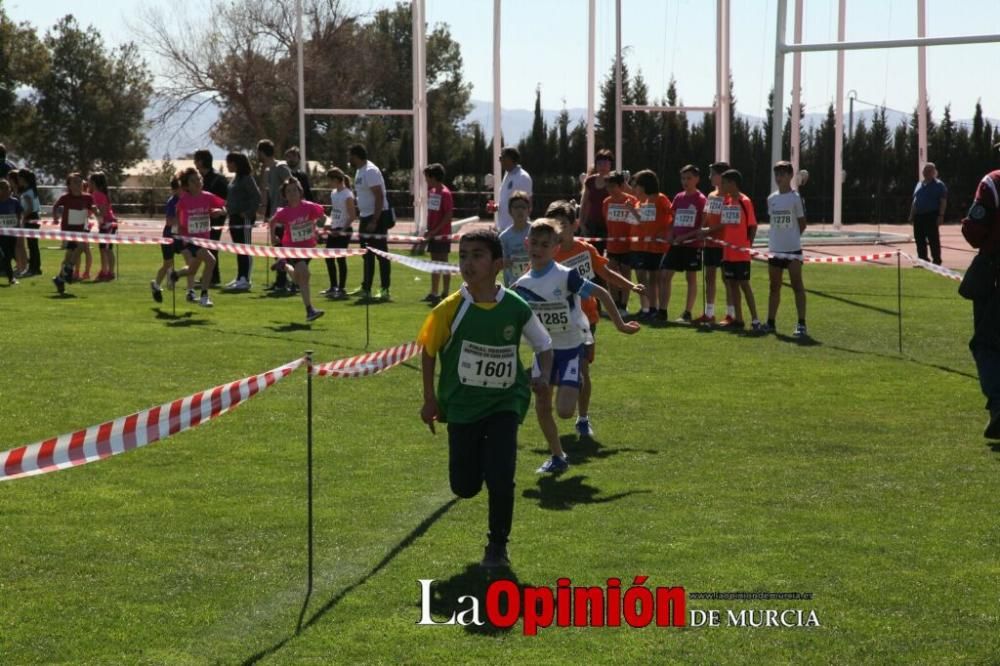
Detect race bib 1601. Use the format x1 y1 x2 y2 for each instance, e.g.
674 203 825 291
457 341 517 389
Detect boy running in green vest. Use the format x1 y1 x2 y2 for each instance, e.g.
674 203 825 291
419 229 554 568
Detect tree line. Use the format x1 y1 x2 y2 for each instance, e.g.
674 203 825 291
2 0 997 224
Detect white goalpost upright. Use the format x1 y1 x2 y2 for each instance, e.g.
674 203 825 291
295 0 429 233
771 0 1000 228
611 0 732 170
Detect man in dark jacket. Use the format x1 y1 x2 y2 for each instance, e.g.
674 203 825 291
284 147 313 202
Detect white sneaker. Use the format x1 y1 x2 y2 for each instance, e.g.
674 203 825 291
199 295 214 307
225 278 239 289
232 277 251 291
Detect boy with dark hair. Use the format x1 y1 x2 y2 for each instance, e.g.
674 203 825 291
422 163 454 304
694 161 732 325
667 164 707 323
603 171 640 317
550 201 643 438
701 169 761 331
765 161 808 336
499 190 532 287
419 229 554 568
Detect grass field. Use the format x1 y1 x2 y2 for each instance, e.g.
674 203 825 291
1 244 997 665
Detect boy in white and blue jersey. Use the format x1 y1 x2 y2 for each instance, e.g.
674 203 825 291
499 190 532 286
514 219 640 473
764 161 808 337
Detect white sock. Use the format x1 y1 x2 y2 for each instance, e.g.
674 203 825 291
705 303 715 317
726 305 735 317
577 415 589 422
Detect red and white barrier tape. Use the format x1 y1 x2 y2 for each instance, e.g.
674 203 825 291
174 236 368 260
312 342 422 378
0 358 304 483
367 247 461 274
0 227 170 245
900 252 963 281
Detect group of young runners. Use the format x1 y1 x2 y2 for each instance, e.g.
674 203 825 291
420 158 811 567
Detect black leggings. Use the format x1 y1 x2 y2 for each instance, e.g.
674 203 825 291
0 236 15 280
325 231 350 289
23 218 41 272
209 221 224 284
228 214 252 280
359 216 391 291
447 411 519 546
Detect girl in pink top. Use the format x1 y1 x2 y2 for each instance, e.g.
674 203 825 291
89 172 118 281
170 168 226 307
270 177 326 322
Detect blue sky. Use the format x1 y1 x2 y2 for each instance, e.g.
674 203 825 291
7 0 1000 123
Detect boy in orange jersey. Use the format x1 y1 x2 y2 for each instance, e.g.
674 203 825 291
699 169 762 332
630 169 672 322
549 200 644 438
602 171 640 318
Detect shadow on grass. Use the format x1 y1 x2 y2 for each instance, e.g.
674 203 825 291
351 298 391 307
152 307 193 321
241 498 459 665
164 315 212 328
523 474 651 511
827 344 978 380
802 286 899 316
419 563 526 636
531 435 659 468
267 321 314 333
773 332 822 347
199 326 357 353
47 293 80 299
989 442 1000 454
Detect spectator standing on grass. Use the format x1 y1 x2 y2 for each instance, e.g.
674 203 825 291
257 140 293 294
960 143 1000 440
223 152 260 292
908 162 947 266
349 143 392 302
579 149 614 254
14 169 42 276
496 147 532 234
194 150 229 287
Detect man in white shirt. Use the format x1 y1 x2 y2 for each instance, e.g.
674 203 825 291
496 147 532 233
348 143 392 302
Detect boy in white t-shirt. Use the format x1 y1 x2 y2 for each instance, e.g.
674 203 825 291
764 161 808 337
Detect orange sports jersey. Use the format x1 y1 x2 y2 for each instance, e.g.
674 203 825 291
719 193 757 262
603 193 639 254
703 190 728 240
555 239 609 324
631 193 672 253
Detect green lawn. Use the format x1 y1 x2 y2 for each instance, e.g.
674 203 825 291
0 245 996 665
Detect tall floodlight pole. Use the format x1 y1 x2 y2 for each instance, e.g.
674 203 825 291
719 0 731 162
917 0 928 178
296 0 306 164
791 0 803 175
614 0 623 170
715 0 722 157
586 0 596 171
771 0 788 191
412 0 428 233
833 0 846 229
492 0 502 206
